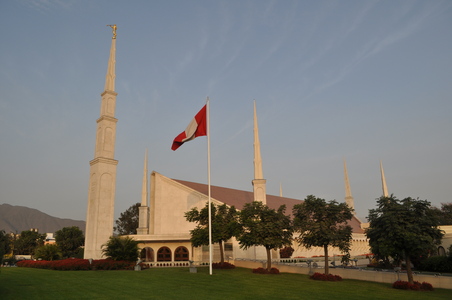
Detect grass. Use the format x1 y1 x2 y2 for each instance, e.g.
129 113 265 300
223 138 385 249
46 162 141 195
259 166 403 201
1 267 451 299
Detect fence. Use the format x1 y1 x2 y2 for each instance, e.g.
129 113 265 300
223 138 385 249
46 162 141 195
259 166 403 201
233 259 452 290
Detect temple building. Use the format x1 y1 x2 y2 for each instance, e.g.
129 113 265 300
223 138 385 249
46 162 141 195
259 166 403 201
130 102 369 264
87 25 450 265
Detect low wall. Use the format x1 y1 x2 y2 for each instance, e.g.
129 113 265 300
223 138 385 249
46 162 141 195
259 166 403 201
233 259 452 290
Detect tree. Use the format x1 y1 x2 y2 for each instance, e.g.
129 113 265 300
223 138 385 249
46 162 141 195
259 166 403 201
102 236 139 261
237 201 293 271
292 195 354 275
14 230 45 257
34 244 61 261
114 203 140 235
366 195 444 284
185 203 240 264
55 226 84 258
0 230 12 262
431 203 452 225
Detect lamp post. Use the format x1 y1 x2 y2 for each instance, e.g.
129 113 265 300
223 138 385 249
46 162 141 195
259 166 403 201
307 259 313 275
394 267 401 281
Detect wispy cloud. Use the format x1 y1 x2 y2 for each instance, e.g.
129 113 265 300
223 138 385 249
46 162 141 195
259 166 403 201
219 118 252 147
20 0 74 13
304 1 450 99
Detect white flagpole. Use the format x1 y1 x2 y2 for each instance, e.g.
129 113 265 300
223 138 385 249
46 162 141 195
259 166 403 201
207 97 212 275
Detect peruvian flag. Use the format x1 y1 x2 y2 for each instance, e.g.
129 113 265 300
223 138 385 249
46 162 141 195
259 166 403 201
171 105 207 151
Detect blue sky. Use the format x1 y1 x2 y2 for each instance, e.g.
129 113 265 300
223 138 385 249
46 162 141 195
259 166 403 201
1 0 451 222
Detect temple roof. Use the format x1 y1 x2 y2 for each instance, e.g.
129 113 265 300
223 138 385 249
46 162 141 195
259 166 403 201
173 178 364 234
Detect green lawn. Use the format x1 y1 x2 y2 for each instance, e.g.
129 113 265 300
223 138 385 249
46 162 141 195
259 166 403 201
0 267 450 299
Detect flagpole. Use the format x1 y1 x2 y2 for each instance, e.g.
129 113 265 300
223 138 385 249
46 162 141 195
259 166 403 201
207 97 212 275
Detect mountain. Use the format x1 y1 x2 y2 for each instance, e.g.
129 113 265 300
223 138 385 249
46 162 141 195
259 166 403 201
0 203 85 234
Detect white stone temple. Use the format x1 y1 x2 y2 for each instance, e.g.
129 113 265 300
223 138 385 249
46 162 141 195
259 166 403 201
82 25 452 268
130 102 369 264
83 26 438 264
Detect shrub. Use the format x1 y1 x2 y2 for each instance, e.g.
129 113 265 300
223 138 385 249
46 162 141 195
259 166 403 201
279 246 294 258
51 258 90 270
418 255 452 273
392 281 434 291
101 236 139 261
310 272 342 281
252 267 280 274
92 259 134 270
421 282 434 291
2 256 17 266
16 258 135 271
34 244 61 261
212 262 235 269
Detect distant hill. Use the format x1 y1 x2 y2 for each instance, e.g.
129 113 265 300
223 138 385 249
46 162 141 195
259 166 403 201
0 203 85 234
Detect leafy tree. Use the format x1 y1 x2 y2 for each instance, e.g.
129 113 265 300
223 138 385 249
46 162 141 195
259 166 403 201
34 244 61 261
114 203 140 235
102 236 139 261
237 201 293 271
0 230 12 263
14 230 45 256
55 226 84 258
185 203 240 263
292 195 353 275
431 203 452 225
366 195 444 284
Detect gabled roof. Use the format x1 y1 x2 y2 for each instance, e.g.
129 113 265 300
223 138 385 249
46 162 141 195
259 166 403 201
173 178 364 234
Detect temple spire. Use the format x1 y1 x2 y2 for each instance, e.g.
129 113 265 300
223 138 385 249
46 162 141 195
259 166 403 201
252 101 266 204
279 182 283 197
137 149 150 235
253 100 263 179
104 25 116 92
141 149 148 206
343 159 355 212
380 160 389 197
84 26 119 259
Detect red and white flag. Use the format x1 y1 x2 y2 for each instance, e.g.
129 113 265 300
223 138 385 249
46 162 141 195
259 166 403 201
171 105 207 151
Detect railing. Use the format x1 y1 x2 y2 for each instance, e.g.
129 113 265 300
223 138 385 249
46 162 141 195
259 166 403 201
277 255 371 266
233 259 452 289
143 261 209 268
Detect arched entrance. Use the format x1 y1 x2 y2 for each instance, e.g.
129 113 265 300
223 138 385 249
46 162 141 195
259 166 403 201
140 247 154 262
174 246 189 261
157 247 172 261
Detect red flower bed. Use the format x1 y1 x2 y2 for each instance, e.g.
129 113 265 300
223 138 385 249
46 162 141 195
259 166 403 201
392 281 434 291
91 259 134 270
252 267 280 274
310 272 342 281
212 262 235 269
16 258 136 271
50 258 91 270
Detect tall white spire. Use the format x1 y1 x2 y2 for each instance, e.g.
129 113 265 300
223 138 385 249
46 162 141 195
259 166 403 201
137 149 150 235
380 160 389 197
252 100 266 204
104 25 116 92
343 159 355 212
141 149 148 206
279 182 283 197
253 101 263 180
84 26 119 259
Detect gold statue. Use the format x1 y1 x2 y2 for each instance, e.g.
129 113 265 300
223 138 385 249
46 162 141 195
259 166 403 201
107 24 117 39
